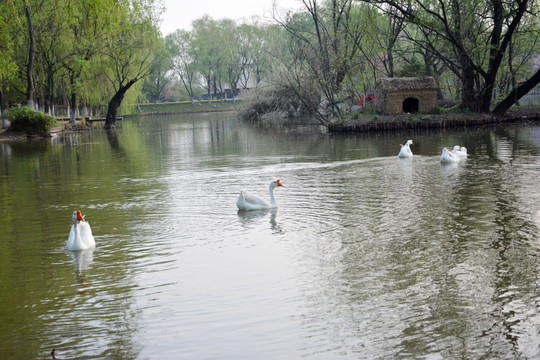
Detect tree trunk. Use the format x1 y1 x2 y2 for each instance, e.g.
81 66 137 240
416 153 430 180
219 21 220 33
0 89 7 113
206 75 211 104
460 67 479 111
105 79 137 129
491 67 540 116
24 3 35 108
46 69 54 115
69 73 77 124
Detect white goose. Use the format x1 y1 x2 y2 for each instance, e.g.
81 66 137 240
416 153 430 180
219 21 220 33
452 145 468 158
66 210 95 251
237 179 284 211
398 139 414 158
440 147 460 163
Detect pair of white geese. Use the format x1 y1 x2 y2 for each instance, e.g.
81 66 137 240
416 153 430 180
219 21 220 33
398 139 467 163
66 180 285 250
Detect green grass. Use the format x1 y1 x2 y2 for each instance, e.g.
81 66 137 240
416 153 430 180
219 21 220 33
431 106 448 114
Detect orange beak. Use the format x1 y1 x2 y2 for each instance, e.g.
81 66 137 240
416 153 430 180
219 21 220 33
76 210 84 222
277 179 284 187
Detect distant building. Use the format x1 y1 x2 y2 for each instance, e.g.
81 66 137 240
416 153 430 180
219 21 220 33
202 88 240 101
375 77 438 115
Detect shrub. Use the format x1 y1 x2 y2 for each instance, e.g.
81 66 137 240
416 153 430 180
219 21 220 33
2 106 59 135
431 106 448 114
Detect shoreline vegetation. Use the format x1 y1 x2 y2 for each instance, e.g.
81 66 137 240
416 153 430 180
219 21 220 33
328 106 540 133
2 101 540 142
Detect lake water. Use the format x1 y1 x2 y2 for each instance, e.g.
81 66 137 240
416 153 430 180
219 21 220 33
1 113 540 359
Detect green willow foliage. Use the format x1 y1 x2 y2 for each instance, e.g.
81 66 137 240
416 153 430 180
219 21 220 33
0 0 162 121
2 0 539 120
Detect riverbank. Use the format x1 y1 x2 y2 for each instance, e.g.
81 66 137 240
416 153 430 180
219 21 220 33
136 100 239 115
328 106 540 133
2 104 540 141
0 102 239 141
0 122 90 141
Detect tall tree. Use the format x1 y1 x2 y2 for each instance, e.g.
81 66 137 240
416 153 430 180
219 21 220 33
235 23 276 90
62 0 114 122
166 29 198 102
0 4 18 112
221 19 242 98
34 0 66 116
373 6 406 77
275 0 371 123
142 42 172 102
192 16 229 102
23 1 35 108
367 0 540 114
102 0 163 129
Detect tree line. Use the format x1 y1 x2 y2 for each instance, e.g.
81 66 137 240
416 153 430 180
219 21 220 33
0 0 163 128
2 0 540 129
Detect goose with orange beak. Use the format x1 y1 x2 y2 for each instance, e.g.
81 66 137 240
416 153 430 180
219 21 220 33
398 139 414 158
237 179 284 211
66 210 95 250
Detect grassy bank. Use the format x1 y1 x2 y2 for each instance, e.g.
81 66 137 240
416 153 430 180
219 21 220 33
136 100 240 115
329 105 540 133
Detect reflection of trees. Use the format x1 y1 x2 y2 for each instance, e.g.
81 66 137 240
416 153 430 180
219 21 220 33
106 128 124 152
289 126 540 357
480 161 540 355
0 128 157 359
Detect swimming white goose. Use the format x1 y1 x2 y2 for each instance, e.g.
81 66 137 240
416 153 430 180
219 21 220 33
237 179 284 211
398 140 414 158
440 147 460 163
66 210 95 251
452 145 468 158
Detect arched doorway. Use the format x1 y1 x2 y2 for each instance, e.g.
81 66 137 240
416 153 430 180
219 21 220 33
402 97 419 113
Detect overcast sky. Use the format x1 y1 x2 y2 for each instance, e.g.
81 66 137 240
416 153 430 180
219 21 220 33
159 0 302 35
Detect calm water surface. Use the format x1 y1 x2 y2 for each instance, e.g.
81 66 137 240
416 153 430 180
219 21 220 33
1 113 540 359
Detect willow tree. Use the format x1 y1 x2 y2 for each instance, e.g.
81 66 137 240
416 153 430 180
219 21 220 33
191 16 227 102
61 0 119 122
102 0 163 129
236 23 275 89
220 19 243 98
0 5 17 112
366 0 540 115
166 29 198 102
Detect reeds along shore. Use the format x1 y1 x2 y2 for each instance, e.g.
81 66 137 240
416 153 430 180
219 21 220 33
328 112 540 133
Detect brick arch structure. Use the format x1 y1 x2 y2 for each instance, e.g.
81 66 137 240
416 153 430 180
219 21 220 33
375 77 438 115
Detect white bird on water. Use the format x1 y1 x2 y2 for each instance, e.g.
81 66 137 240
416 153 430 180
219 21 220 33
440 147 460 163
452 145 468 159
398 139 414 158
237 179 284 211
66 210 95 251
